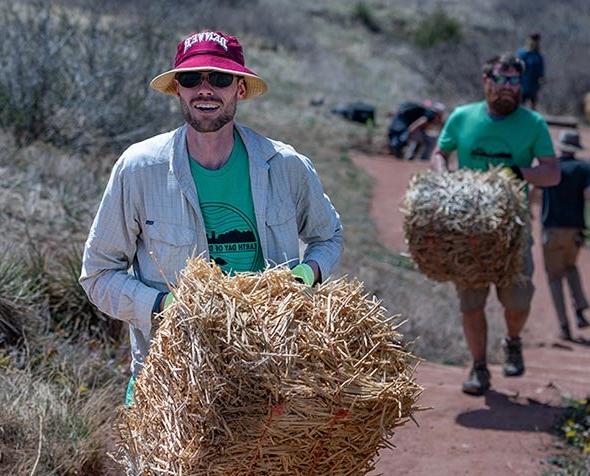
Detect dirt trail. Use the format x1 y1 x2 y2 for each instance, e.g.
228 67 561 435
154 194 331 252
354 128 590 475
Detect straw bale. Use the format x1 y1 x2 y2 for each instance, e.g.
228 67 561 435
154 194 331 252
116 258 421 475
403 168 529 288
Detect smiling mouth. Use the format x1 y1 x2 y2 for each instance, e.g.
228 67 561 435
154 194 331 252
192 102 222 112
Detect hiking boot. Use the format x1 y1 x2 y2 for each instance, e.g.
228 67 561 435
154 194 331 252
462 362 491 396
502 337 525 377
576 310 590 329
559 324 572 341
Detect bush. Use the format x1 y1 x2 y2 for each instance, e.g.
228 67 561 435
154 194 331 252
413 7 462 49
353 2 382 33
556 397 590 454
544 396 590 474
0 1 172 149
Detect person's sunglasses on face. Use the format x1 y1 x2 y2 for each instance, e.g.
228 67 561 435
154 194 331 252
488 73 521 86
176 71 236 89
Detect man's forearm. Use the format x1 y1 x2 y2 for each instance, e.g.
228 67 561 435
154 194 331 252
520 157 560 187
431 149 449 172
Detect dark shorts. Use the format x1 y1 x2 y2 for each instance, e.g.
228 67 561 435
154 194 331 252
456 240 535 312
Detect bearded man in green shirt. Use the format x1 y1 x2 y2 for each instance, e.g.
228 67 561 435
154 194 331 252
431 53 560 396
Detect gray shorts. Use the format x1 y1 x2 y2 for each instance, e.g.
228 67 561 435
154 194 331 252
456 241 535 312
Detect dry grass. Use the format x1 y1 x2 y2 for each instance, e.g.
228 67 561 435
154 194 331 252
0 343 126 475
117 258 420 475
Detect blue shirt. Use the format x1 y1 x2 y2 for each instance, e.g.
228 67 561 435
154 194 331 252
517 48 545 95
542 156 590 229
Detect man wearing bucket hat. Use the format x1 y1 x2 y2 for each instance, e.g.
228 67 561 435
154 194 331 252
431 53 560 396
80 31 343 404
540 129 590 340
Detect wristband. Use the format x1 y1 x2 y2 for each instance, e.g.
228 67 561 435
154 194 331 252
152 292 167 315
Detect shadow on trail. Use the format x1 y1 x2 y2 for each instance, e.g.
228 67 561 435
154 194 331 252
455 390 564 432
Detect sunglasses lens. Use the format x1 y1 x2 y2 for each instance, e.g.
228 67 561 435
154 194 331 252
209 72 234 88
491 74 520 86
177 72 203 88
176 71 234 89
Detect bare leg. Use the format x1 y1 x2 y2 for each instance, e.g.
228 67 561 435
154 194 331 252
462 308 487 361
504 308 529 338
565 265 589 312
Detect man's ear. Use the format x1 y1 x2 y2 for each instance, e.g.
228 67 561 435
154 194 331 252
174 78 181 96
237 78 247 99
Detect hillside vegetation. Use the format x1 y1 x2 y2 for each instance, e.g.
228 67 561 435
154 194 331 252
1 0 589 472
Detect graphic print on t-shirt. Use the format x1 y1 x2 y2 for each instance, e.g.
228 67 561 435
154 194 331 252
202 202 262 272
469 135 514 167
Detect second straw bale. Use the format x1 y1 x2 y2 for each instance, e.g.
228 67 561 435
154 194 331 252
403 168 529 288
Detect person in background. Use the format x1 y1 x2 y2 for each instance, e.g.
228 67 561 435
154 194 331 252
517 32 545 110
540 129 590 340
387 100 444 161
431 53 559 396
80 30 343 405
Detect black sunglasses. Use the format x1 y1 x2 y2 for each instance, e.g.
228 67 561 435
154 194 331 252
176 71 235 89
488 74 521 86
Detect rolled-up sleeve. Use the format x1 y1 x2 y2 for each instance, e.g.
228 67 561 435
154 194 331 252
79 157 159 336
294 156 344 280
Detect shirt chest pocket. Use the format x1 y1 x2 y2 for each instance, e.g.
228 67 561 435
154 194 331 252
265 202 299 262
143 222 196 271
266 202 297 228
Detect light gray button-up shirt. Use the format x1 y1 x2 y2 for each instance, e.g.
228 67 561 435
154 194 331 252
80 123 343 374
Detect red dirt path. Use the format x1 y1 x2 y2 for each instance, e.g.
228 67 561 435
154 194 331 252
353 129 590 476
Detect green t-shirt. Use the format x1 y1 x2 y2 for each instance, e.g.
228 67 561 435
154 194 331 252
438 101 555 170
189 130 265 274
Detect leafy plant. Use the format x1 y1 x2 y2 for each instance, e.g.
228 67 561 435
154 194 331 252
413 7 462 49
544 396 590 475
46 247 123 342
556 397 590 454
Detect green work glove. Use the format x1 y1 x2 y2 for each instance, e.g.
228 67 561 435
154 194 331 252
291 263 315 286
163 293 174 309
125 375 136 407
500 165 524 181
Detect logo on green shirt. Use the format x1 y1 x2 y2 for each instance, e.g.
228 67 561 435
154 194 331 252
202 203 262 271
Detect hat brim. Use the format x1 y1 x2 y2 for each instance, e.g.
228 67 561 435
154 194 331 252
559 143 584 153
150 56 267 100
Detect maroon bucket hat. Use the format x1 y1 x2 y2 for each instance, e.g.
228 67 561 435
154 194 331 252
150 31 267 99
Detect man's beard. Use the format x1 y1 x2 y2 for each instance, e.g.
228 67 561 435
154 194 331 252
180 96 237 133
490 97 519 115
486 90 520 116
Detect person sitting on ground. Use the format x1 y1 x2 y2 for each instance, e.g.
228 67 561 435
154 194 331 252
540 129 590 340
517 32 545 110
431 53 559 396
387 100 444 160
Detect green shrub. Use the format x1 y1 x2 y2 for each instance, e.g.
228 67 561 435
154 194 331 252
544 396 590 474
556 397 590 454
353 2 382 33
46 247 124 342
413 7 462 49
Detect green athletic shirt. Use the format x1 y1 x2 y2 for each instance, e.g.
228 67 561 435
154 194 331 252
189 129 265 274
438 101 555 170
